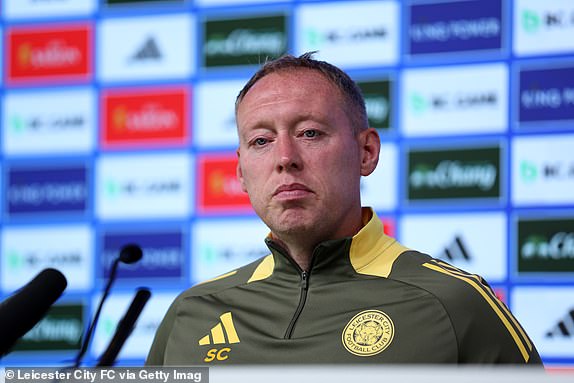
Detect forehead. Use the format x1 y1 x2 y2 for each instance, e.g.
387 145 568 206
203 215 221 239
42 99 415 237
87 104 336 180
239 68 344 109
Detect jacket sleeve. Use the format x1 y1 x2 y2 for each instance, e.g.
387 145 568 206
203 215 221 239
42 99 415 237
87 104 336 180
144 297 179 366
420 260 543 365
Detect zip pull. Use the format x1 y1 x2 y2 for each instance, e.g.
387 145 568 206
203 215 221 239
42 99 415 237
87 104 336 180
301 271 309 290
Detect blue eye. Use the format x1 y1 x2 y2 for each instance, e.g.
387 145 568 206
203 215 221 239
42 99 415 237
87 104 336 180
304 130 317 138
254 137 267 146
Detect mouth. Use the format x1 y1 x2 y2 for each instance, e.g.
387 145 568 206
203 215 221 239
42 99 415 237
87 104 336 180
273 183 314 200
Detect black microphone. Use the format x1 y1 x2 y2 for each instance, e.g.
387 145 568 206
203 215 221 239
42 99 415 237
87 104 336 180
0 268 67 357
97 288 151 366
73 244 143 367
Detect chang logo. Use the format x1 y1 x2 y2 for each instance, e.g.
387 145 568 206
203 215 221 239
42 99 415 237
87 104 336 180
410 161 497 191
521 233 574 260
522 10 541 33
342 310 394 357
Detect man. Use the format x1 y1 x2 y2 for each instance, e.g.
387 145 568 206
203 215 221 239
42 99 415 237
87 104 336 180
146 53 542 365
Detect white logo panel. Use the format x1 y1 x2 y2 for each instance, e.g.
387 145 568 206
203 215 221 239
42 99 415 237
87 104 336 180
512 134 574 206
514 0 574 56
295 1 399 69
98 14 194 82
401 63 508 137
3 88 96 155
91 291 177 359
96 153 193 219
4 0 96 19
361 143 397 211
1 225 93 291
512 287 574 358
399 212 507 282
194 79 246 149
192 218 270 282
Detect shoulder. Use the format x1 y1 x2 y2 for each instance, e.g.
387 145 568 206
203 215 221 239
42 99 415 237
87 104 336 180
178 253 274 299
390 251 540 364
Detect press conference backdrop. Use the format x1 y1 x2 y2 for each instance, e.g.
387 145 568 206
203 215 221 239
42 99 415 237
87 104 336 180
0 0 572 368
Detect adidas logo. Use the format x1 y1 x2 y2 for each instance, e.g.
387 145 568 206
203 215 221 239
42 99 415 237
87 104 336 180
440 235 471 263
545 308 574 338
199 312 240 345
131 37 162 61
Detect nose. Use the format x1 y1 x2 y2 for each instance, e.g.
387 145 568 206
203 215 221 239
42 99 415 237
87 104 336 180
275 135 302 172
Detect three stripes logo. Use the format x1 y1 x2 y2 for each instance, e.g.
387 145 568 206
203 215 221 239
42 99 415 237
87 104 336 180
440 235 472 263
199 312 240 362
545 309 574 338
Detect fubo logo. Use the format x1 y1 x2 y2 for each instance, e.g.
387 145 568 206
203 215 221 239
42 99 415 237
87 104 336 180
407 145 501 201
102 86 189 148
203 14 287 68
408 0 503 56
197 154 252 213
356 78 392 131
517 217 574 273
7 23 92 84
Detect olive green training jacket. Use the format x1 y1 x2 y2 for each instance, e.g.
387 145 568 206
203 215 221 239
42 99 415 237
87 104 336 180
146 208 542 365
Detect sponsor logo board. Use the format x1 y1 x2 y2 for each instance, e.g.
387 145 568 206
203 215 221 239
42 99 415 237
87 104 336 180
512 134 574 206
91 292 178 359
516 216 574 274
203 13 287 68
400 212 507 282
401 63 508 136
296 1 398 68
101 229 185 280
6 164 89 217
356 77 393 131
517 64 574 126
98 14 194 82
1 225 93 291
197 154 252 213
101 86 190 148
4 0 96 19
514 0 574 56
96 153 192 219
512 287 574 358
7 23 92 84
192 218 269 282
3 88 95 155
407 144 502 202
12 303 84 352
194 79 245 149
408 0 503 57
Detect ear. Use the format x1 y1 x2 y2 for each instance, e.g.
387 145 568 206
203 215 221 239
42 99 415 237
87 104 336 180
236 148 248 192
359 128 380 176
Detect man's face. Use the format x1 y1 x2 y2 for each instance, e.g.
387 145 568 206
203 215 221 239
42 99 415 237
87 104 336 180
236 69 379 242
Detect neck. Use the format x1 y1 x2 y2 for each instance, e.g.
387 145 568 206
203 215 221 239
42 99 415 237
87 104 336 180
269 235 315 272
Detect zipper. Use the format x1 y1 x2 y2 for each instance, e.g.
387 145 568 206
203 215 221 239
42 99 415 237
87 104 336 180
283 270 309 339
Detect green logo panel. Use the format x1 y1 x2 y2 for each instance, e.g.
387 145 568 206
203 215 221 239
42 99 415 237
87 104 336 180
407 146 501 200
203 14 288 68
357 79 392 131
13 304 84 352
517 218 574 273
